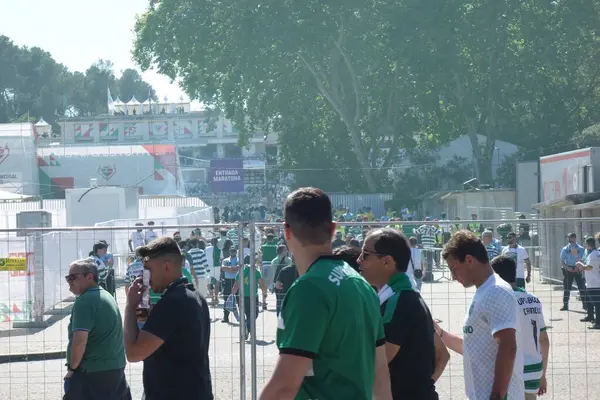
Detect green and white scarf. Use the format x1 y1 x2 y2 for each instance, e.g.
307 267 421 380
378 272 415 324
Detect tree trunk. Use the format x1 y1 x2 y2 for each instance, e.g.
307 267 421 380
345 122 379 192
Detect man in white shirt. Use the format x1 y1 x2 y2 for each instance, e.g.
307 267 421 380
436 230 524 400
438 212 452 244
204 240 219 304
576 235 600 329
145 221 158 244
491 255 549 399
502 232 531 289
129 223 145 253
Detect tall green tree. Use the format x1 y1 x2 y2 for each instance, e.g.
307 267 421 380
133 0 444 192
116 68 156 103
392 0 600 183
0 35 157 124
133 0 600 191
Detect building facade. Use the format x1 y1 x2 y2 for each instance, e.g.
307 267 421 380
37 99 278 200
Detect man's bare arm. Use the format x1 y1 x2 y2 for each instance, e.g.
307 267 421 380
432 331 450 382
490 328 517 399
259 354 311 400
538 330 550 394
434 320 463 355
372 345 393 400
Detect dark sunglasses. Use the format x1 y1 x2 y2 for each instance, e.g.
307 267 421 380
361 249 386 258
65 273 86 282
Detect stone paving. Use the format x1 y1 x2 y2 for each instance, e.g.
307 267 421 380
0 268 599 399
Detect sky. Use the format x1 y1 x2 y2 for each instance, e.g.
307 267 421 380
0 0 193 104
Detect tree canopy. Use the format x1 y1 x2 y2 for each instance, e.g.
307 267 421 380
0 35 155 127
133 0 600 193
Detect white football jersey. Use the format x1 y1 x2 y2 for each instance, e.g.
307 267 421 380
513 288 546 393
463 274 525 400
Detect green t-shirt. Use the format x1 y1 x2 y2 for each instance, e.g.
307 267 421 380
261 239 279 263
236 266 262 297
277 256 385 400
66 286 126 372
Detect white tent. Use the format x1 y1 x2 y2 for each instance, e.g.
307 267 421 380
125 96 141 114
0 190 34 202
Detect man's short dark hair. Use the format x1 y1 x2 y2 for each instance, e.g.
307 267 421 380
585 236 596 248
507 231 517 237
333 245 361 273
408 236 418 246
442 230 489 264
367 228 411 273
137 236 183 266
284 187 333 245
490 255 517 283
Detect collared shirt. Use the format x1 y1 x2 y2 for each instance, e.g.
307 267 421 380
130 231 145 249
67 286 126 372
142 277 213 399
560 243 585 267
145 229 158 244
378 273 438 398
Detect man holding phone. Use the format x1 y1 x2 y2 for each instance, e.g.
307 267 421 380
123 237 213 399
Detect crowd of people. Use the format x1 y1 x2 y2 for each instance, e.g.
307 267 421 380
61 187 600 400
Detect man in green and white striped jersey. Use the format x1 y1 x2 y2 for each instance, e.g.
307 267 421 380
187 238 210 298
491 255 549 399
227 225 240 248
415 217 439 274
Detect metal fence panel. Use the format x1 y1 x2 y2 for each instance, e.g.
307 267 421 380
1 219 599 399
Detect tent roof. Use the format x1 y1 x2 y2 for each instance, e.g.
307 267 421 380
0 190 34 202
35 117 50 127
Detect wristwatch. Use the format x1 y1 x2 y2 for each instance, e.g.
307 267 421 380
65 364 77 373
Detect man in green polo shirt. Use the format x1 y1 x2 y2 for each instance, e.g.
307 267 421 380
261 229 279 298
260 187 392 400
64 258 130 399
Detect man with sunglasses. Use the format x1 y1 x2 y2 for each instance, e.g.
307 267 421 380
123 236 213 400
359 228 446 400
260 187 392 400
64 259 131 400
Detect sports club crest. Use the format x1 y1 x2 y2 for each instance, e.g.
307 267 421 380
98 165 117 181
0 144 9 165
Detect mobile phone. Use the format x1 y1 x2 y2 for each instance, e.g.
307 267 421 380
139 270 151 309
143 269 150 287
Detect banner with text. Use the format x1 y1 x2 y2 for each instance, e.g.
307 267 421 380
210 159 244 193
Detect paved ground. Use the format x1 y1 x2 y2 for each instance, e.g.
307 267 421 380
0 268 599 399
